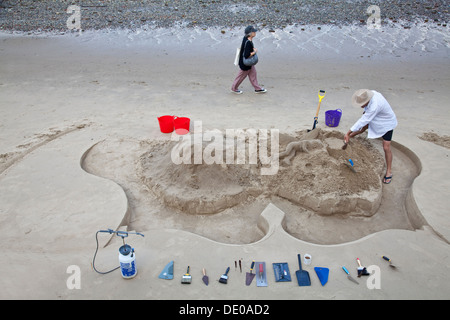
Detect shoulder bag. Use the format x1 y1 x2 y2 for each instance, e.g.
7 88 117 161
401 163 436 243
242 40 258 66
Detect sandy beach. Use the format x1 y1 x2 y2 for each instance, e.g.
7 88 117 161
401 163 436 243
1 11 450 302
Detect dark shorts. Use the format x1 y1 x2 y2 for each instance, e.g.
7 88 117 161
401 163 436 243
382 130 394 141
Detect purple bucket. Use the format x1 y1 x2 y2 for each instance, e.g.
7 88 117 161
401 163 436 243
325 109 342 127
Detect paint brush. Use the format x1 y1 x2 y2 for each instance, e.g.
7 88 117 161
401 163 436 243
181 266 192 284
219 267 230 284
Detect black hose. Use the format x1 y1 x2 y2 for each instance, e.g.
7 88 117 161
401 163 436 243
92 230 119 275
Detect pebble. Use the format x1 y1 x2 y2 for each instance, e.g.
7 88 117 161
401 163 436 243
0 0 448 32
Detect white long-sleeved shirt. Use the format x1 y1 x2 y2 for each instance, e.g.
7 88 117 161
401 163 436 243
350 90 398 139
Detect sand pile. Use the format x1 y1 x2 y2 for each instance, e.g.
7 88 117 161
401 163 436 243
419 131 450 149
139 128 385 217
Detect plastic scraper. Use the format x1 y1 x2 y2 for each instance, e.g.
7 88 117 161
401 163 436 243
158 261 174 280
255 262 268 287
314 267 329 286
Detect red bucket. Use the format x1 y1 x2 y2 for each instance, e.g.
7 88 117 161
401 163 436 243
174 117 190 135
157 115 175 133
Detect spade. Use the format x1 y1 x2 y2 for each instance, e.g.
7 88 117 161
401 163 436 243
295 254 311 286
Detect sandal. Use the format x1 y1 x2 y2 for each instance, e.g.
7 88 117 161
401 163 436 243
383 175 393 184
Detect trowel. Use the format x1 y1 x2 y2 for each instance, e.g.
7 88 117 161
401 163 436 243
245 261 256 286
346 158 357 173
342 266 359 285
255 262 268 287
202 268 209 286
158 261 174 280
342 140 356 173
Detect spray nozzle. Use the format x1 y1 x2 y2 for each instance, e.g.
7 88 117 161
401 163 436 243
97 228 144 246
98 228 114 234
116 230 129 239
116 230 145 238
98 229 145 239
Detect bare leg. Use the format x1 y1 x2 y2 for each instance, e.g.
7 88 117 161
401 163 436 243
383 140 393 183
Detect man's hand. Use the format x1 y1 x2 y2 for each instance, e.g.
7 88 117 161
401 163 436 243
345 124 368 143
344 131 351 144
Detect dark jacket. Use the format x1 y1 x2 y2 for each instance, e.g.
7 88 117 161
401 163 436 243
238 36 254 71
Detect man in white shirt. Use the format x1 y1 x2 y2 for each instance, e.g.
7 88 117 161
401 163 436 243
344 89 398 184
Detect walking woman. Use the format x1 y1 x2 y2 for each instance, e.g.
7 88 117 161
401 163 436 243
231 26 267 94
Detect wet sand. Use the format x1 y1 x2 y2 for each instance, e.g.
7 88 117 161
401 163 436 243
0 27 449 299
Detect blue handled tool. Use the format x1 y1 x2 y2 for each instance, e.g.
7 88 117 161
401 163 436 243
346 158 356 173
295 254 311 286
383 256 397 269
342 266 359 284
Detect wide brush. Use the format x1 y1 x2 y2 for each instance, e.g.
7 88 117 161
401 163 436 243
219 267 230 284
181 266 192 284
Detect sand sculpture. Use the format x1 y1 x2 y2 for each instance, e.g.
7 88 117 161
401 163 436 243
139 129 385 217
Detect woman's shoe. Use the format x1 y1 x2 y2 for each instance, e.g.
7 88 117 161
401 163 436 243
255 88 267 93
